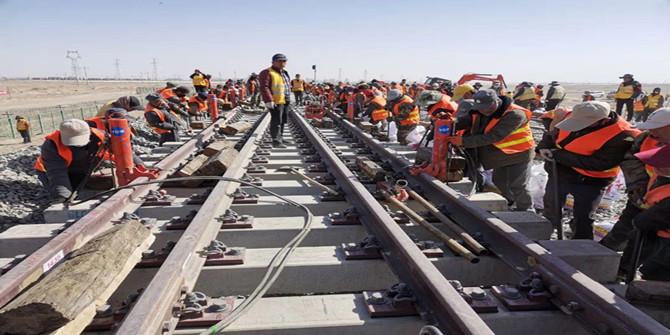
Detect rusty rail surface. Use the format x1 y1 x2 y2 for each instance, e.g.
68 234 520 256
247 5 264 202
329 111 668 335
0 110 237 308
115 112 270 335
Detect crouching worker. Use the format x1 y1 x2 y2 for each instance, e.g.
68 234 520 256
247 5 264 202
144 93 184 146
35 119 109 203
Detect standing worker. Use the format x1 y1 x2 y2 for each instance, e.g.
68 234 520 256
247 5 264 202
545 81 566 110
34 119 108 203
190 69 208 93
247 73 261 108
490 80 506 96
451 84 476 117
537 101 639 239
447 89 535 211
582 91 595 102
145 93 183 146
614 74 642 122
15 116 31 143
291 74 305 106
385 89 419 144
260 53 292 148
512 82 537 109
639 88 664 122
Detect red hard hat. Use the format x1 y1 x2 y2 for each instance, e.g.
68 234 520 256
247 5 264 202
363 89 374 97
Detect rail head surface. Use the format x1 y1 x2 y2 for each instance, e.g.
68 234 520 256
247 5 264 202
329 111 669 335
0 111 237 309
115 112 270 335
292 111 494 335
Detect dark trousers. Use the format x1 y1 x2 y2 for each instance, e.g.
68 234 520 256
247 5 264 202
293 91 304 105
546 99 561 110
636 107 656 122
159 131 178 146
543 168 606 239
640 237 670 281
599 201 642 251
492 162 533 211
615 98 634 121
18 129 31 143
270 103 288 142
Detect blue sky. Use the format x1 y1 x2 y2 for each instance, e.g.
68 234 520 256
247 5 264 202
1 0 670 83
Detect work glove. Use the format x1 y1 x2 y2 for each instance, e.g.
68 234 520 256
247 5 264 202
51 195 68 204
539 149 555 162
445 135 463 146
265 102 276 110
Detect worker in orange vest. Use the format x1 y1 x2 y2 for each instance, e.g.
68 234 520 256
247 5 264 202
34 119 108 202
361 89 388 127
600 109 670 266
386 89 420 144
188 92 209 120
537 101 640 239
622 143 670 280
15 116 31 143
447 89 535 210
582 91 595 102
145 93 184 145
247 73 261 108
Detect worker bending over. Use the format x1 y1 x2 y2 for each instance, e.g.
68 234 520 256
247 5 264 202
145 93 185 145
188 92 209 120
447 89 535 210
96 96 143 117
385 89 419 144
361 89 387 127
537 101 639 239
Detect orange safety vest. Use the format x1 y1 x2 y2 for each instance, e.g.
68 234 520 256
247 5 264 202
238 87 246 101
85 116 106 130
370 96 388 122
144 106 172 134
393 96 420 126
347 94 356 119
428 95 458 121
634 100 644 113
640 136 661 176
35 128 106 172
480 104 535 154
556 117 639 178
641 174 670 237
188 96 208 112
583 95 594 102
161 89 177 100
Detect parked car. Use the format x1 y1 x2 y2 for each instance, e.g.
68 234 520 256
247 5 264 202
590 90 605 98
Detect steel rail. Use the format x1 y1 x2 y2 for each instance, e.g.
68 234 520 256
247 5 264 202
329 111 669 335
0 110 237 308
291 110 494 335
115 112 270 335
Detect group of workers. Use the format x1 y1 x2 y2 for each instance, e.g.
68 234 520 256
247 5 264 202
23 54 670 281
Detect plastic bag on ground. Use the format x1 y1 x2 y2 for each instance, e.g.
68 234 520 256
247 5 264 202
388 122 398 142
529 163 548 209
406 126 426 147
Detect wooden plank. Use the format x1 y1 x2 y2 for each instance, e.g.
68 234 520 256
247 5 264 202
202 140 237 157
355 156 386 182
0 221 154 335
190 121 206 129
220 121 252 135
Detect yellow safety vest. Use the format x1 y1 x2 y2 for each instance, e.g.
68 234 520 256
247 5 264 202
268 67 287 105
519 87 536 101
192 74 207 86
614 83 634 99
645 94 662 109
547 86 566 100
16 119 29 130
291 79 304 92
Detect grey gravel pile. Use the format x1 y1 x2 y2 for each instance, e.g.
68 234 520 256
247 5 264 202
0 145 50 228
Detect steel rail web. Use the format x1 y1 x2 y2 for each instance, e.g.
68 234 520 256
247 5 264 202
329 111 669 335
115 113 271 335
0 110 238 309
291 110 494 335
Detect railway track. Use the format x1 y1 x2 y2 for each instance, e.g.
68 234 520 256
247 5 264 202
0 107 668 335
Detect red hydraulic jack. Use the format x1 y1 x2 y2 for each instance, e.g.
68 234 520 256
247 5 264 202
107 117 160 186
410 112 455 182
208 93 219 123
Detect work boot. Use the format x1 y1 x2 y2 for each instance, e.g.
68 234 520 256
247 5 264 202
272 141 287 149
282 139 294 145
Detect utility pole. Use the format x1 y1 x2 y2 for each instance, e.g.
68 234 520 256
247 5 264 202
363 69 368 82
312 65 317 83
66 50 82 85
151 58 158 81
234 71 237 80
338 68 342 82
114 59 121 80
